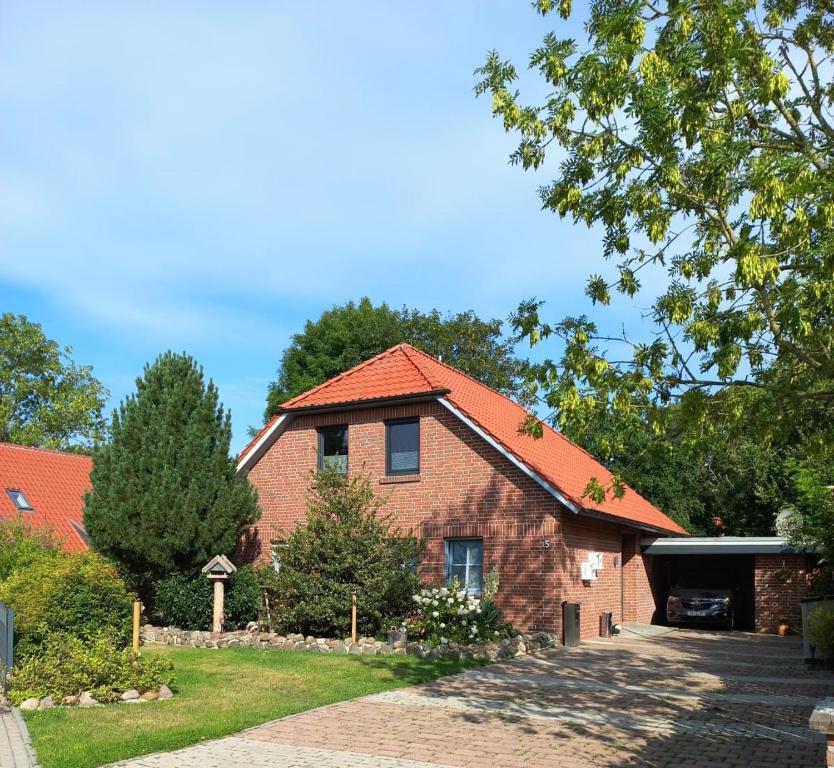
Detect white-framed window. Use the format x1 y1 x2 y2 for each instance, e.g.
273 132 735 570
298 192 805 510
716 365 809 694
271 541 288 574
445 538 483 595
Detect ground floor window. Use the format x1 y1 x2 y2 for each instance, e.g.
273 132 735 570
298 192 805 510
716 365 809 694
445 538 483 595
271 541 288 573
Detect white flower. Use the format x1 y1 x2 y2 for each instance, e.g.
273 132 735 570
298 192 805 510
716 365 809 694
439 587 449 596
456 590 466 600
432 611 439 618
461 620 467 626
439 622 446 628
431 599 439 606
412 594 422 603
440 637 448 644
494 630 499 636
446 598 454 605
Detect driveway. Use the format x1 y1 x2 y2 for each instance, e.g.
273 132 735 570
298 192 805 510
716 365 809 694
112 629 834 768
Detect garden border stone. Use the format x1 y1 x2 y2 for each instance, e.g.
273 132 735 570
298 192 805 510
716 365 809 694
141 624 557 662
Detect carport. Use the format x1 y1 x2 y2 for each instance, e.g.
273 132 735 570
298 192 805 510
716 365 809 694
641 537 814 633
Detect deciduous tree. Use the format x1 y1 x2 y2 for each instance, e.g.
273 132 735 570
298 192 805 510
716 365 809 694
0 313 107 448
264 298 529 419
477 0 834 503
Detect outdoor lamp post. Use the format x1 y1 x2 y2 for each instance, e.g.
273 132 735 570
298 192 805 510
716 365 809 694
201 554 237 633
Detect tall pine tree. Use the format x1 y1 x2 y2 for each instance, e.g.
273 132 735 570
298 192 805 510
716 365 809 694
84 352 260 587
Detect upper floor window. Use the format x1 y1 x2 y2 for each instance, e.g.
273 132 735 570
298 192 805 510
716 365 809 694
386 418 419 475
318 425 348 474
445 538 483 595
6 488 33 512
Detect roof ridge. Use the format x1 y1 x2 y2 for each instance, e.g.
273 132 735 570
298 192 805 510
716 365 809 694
397 344 443 391
279 344 410 410
0 442 92 461
399 343 527 401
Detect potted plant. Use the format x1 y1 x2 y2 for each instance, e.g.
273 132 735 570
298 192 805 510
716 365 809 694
777 618 791 636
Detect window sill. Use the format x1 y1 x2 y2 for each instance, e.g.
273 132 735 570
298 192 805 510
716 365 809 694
379 474 421 484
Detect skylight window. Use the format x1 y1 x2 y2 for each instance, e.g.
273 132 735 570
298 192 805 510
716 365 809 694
6 488 33 512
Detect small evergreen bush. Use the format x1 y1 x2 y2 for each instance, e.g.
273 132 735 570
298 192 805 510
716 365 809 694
152 573 212 630
270 468 423 638
224 565 261 630
0 551 134 656
153 565 262 631
9 633 174 704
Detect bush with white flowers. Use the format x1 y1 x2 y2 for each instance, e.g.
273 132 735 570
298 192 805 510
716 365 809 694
407 581 505 646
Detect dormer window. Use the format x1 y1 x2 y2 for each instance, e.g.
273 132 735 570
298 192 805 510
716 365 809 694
6 488 33 512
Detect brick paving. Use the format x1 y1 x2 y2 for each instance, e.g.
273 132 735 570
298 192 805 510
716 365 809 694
109 629 834 768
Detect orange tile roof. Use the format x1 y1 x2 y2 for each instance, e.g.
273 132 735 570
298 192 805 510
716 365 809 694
241 344 687 535
0 443 91 552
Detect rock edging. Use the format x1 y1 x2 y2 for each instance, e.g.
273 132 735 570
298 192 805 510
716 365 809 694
141 623 557 662
17 685 173 711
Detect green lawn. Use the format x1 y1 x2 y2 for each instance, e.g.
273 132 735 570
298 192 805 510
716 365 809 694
23 646 477 768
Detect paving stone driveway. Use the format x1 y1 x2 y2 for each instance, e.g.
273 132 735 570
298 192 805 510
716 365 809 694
112 629 834 768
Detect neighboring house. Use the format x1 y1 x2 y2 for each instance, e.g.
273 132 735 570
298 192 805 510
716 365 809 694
0 442 91 552
237 344 686 639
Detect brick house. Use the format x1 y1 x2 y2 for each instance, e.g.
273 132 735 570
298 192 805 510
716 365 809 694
237 344 688 640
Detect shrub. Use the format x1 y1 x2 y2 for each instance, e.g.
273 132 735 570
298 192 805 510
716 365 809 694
270 468 423 638
0 520 55 581
224 565 261 630
153 573 212 630
807 606 834 659
9 633 174 705
0 551 134 656
407 580 509 647
153 565 262 631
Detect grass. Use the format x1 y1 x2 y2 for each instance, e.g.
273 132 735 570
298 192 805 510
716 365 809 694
22 646 477 768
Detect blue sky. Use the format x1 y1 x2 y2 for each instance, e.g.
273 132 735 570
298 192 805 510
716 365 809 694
1 2 656 454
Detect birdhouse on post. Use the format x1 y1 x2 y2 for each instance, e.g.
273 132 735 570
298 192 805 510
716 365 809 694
202 554 237 633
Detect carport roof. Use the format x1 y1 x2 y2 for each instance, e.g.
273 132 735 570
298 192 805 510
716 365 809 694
640 536 811 555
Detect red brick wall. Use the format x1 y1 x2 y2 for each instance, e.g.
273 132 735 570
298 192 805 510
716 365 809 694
754 553 811 633
243 401 653 639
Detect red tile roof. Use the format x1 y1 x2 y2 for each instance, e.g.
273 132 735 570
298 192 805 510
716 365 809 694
241 344 687 535
0 443 92 552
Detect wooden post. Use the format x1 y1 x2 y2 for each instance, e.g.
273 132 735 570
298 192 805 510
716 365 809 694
132 601 141 654
351 590 357 643
212 579 225 634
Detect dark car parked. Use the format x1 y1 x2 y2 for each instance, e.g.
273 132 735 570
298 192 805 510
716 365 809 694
667 588 735 630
